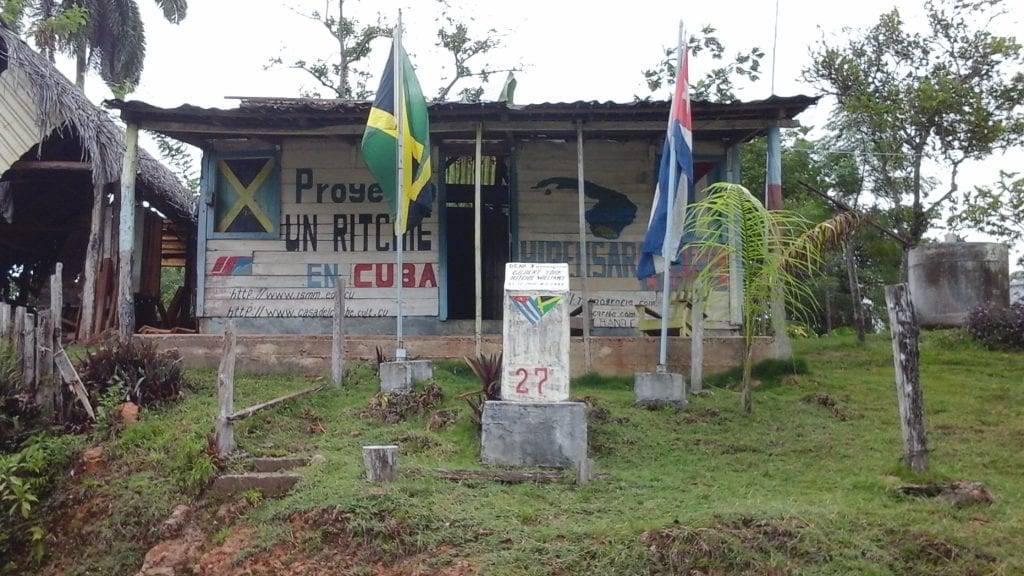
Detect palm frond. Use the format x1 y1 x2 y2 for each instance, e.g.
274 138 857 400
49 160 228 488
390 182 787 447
152 0 185 24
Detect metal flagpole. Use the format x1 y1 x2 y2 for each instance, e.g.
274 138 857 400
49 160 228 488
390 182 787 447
474 123 483 356
393 14 406 357
657 22 685 370
575 121 592 372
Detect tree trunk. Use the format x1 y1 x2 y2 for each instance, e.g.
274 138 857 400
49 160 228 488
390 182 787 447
844 236 866 342
741 342 754 414
885 283 928 472
363 445 399 482
331 279 346 387
215 321 237 455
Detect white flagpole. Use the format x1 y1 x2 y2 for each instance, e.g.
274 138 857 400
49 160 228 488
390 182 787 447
658 21 684 370
393 14 406 357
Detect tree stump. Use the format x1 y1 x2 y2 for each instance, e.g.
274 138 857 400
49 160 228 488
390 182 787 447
362 445 399 482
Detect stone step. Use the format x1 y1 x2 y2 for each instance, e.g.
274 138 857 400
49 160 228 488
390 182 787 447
210 473 301 498
250 456 310 472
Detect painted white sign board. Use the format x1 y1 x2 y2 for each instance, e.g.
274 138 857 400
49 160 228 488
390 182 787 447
502 263 571 402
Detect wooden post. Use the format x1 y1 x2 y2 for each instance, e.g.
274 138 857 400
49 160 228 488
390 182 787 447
51 263 63 346
117 122 140 341
215 321 237 455
362 445 399 482
22 312 35 388
0 303 10 345
81 182 105 340
54 348 95 420
689 287 704 394
885 283 928 472
331 279 346 387
844 236 866 342
36 310 55 420
12 306 24 356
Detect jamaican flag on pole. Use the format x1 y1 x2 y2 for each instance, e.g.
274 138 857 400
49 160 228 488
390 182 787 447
361 42 434 235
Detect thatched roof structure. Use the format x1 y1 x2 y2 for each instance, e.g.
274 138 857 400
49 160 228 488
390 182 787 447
0 25 195 224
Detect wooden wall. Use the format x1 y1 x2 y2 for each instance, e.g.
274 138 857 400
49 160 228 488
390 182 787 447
515 139 733 329
201 137 439 323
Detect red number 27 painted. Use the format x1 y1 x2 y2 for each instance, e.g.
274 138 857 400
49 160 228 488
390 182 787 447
514 367 549 395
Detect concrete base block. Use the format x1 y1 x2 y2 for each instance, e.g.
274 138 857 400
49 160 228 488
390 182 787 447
634 371 686 408
380 360 433 393
481 401 587 467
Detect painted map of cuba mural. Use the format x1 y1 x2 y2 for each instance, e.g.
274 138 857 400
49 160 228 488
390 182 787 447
514 139 732 329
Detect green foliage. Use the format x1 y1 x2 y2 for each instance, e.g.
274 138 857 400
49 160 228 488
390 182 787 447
166 433 218 493
641 24 763 103
688 182 858 411
460 352 501 430
949 171 1024 268
967 302 1024 351
0 433 81 572
74 338 188 425
704 356 810 389
0 344 37 452
151 132 199 194
805 0 1024 247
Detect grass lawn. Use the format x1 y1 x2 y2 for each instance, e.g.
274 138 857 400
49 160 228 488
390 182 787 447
31 330 1024 575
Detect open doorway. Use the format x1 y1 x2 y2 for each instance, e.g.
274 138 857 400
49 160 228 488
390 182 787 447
444 154 510 320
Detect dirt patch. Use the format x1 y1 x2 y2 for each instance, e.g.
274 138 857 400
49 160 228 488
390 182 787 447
361 384 445 424
887 530 999 575
644 515 811 575
682 407 720 424
897 480 995 508
803 393 848 421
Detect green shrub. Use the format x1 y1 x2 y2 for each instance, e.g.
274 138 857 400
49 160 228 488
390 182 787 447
967 302 1024 350
73 338 188 426
0 433 81 572
0 344 39 452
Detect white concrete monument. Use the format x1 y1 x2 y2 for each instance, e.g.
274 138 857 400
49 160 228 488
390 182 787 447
500 262 571 402
481 262 587 468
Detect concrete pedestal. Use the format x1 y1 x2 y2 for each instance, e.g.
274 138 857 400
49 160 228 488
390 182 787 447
481 401 587 467
634 371 686 408
380 360 433 393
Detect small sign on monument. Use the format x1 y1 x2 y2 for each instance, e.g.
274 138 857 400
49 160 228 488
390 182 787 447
501 263 571 402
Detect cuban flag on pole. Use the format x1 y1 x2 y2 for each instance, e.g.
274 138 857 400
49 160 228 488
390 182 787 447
636 23 694 280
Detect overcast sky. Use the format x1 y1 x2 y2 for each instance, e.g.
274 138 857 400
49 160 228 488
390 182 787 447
61 0 1023 266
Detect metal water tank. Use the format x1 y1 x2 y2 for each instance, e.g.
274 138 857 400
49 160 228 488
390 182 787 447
907 242 1009 328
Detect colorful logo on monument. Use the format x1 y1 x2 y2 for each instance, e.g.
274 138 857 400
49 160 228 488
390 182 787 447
210 255 253 276
510 295 561 325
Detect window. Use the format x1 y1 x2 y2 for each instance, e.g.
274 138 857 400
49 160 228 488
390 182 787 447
210 153 280 237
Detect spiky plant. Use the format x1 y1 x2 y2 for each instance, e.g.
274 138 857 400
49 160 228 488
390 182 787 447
688 182 859 413
459 352 502 430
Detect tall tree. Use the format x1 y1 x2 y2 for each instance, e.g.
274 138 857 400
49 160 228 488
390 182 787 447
640 24 763 103
66 0 188 94
268 0 516 102
949 171 1024 267
804 0 1024 254
266 0 390 99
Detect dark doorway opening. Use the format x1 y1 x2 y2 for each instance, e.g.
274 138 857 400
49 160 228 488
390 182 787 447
444 154 510 320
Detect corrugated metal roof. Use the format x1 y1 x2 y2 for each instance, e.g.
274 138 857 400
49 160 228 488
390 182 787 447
107 95 820 147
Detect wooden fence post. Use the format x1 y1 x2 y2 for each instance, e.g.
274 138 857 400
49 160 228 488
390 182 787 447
885 283 929 472
0 302 10 344
36 310 55 421
362 445 399 482
22 312 35 389
216 321 237 455
12 306 24 357
331 279 346 387
51 263 63 346
689 287 705 394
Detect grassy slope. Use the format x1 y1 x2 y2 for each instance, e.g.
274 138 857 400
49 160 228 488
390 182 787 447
36 331 1024 575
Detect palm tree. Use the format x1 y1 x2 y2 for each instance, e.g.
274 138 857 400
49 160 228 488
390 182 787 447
66 0 187 93
688 182 859 414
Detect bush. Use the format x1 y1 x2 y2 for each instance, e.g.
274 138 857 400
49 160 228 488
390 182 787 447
1 433 81 572
0 345 39 452
73 338 188 425
966 302 1024 350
